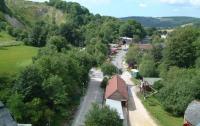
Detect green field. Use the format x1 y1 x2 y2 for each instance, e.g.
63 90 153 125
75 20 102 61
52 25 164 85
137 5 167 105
138 94 183 126
0 31 23 47
0 45 38 74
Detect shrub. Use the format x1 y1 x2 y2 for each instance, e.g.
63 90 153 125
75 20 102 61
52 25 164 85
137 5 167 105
101 62 118 76
139 54 157 77
153 80 163 90
100 77 109 89
85 104 123 126
156 67 200 116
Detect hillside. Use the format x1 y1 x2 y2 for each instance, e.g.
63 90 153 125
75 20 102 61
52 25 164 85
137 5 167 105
5 0 67 27
121 16 200 28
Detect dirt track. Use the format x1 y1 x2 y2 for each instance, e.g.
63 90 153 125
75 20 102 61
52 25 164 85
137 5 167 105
121 71 158 126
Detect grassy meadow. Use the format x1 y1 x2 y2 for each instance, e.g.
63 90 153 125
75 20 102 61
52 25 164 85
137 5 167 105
0 45 38 74
138 94 183 126
0 31 23 47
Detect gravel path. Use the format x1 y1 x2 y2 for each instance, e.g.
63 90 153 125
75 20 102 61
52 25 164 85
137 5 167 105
113 48 158 126
121 71 158 126
71 68 103 126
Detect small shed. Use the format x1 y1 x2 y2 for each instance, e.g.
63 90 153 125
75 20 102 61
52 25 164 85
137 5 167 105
184 100 200 126
105 75 128 106
106 99 124 119
0 101 17 126
120 37 133 44
143 78 161 86
131 69 139 78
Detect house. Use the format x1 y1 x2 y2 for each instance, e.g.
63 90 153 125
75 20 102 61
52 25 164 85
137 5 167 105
184 100 200 126
0 101 17 126
104 75 128 122
105 75 128 106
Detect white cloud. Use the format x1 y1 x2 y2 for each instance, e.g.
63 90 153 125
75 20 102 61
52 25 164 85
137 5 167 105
139 3 147 8
160 0 200 7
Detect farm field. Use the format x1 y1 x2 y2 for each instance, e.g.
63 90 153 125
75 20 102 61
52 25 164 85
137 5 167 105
0 45 38 74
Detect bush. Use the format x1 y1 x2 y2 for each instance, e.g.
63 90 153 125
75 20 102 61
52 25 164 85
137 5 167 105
101 62 118 76
101 77 109 89
156 67 200 116
85 104 122 126
126 45 142 65
153 80 163 90
139 54 157 77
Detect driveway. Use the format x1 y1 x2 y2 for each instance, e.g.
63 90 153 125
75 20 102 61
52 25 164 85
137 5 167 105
121 71 158 126
71 68 104 126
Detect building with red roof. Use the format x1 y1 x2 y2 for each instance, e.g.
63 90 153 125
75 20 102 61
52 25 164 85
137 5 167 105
105 75 128 105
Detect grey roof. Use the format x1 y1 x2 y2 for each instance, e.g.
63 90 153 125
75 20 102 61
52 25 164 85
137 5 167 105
143 78 162 85
0 101 17 126
185 100 200 126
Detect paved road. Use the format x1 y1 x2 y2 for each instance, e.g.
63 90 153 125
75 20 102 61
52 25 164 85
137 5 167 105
112 49 127 71
71 68 103 126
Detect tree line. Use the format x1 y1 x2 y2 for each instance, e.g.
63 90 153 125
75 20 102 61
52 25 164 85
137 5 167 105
126 26 200 116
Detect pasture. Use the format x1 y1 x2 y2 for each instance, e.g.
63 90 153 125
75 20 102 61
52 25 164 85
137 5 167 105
0 31 23 47
0 45 38 74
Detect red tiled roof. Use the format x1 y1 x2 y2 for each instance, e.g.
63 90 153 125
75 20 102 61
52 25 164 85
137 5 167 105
105 75 128 100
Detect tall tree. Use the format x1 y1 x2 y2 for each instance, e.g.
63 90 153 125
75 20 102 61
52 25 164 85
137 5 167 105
119 20 146 39
163 27 199 68
28 21 49 47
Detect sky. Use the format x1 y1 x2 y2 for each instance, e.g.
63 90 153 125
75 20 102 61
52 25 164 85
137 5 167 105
30 0 200 18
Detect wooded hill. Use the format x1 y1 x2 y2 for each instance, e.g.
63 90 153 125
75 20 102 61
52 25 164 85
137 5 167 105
121 16 200 28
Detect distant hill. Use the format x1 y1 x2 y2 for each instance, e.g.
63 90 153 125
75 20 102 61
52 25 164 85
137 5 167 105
120 16 200 28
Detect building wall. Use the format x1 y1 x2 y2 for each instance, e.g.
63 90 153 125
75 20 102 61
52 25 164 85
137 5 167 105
109 91 127 101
